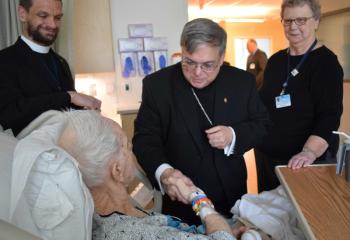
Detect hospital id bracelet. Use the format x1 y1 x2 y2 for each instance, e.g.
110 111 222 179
192 197 212 215
189 189 205 200
190 189 215 215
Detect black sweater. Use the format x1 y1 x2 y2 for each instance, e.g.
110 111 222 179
0 38 75 135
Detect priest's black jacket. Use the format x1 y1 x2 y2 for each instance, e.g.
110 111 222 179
133 62 269 225
0 37 76 135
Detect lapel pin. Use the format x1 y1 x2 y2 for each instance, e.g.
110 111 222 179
224 97 228 103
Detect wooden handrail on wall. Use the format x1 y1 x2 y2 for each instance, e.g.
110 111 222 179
322 7 350 18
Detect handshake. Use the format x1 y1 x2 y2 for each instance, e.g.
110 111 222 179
160 168 217 220
160 168 199 204
160 168 268 240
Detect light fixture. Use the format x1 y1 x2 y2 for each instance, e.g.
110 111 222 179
198 0 204 10
189 5 277 20
213 18 265 23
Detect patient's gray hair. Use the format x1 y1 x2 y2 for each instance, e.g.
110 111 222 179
63 110 120 187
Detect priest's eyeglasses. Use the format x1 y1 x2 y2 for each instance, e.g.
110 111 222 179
281 16 314 26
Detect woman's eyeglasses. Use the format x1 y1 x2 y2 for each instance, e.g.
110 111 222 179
281 16 314 26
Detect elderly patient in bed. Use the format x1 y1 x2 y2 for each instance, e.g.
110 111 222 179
56 110 249 240
12 110 304 240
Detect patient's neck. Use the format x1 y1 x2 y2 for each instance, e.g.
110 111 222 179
91 184 145 218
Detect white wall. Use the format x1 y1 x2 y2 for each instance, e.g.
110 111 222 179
109 0 188 108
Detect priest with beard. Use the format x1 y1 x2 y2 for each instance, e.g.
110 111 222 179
0 0 101 136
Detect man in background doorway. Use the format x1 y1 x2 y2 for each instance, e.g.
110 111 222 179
0 0 101 136
246 39 268 90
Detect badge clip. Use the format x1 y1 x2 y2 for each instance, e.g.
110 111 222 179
280 88 285 96
291 68 299 77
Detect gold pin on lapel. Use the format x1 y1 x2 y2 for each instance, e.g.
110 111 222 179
224 97 228 103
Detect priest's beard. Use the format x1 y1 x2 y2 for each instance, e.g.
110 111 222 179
27 22 59 46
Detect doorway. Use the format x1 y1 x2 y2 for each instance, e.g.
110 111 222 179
234 38 271 70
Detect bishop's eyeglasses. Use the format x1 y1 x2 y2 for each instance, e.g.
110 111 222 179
181 58 219 73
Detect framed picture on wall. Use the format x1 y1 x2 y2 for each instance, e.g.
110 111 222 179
128 24 153 38
120 52 137 78
137 51 154 76
154 51 168 71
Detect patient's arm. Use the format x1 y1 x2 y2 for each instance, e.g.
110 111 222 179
204 213 234 236
167 177 234 236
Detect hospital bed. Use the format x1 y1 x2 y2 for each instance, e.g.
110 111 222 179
0 111 161 240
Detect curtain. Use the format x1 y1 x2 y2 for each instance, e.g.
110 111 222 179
0 0 21 50
55 0 75 73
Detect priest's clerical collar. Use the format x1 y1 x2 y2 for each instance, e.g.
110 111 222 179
21 35 50 54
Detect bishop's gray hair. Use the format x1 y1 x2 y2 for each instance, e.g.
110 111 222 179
63 110 121 187
180 18 227 55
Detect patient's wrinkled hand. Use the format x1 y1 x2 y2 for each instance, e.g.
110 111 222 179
231 224 249 239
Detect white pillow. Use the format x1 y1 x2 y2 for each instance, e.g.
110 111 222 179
0 132 17 221
10 113 94 240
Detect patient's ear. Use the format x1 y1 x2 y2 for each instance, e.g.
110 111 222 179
110 161 124 183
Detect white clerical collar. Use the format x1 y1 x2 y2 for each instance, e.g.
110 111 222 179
21 35 50 54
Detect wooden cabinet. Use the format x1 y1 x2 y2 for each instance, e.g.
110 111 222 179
118 109 138 141
73 0 114 73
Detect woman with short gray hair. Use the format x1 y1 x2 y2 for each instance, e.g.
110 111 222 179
255 0 343 191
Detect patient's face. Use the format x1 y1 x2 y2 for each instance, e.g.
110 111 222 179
110 121 136 186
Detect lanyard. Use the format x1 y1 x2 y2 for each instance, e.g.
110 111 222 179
280 39 317 95
191 87 213 126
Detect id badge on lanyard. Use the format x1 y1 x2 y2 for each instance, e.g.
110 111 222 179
276 39 317 109
275 94 291 108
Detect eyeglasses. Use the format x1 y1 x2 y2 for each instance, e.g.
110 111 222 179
281 16 314 26
181 58 219 72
